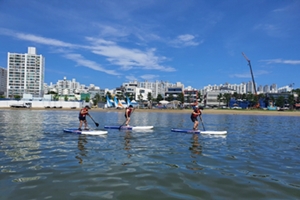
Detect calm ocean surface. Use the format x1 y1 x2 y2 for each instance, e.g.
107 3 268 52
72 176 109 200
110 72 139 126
0 109 299 200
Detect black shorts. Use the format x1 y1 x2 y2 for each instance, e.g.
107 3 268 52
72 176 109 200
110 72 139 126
191 116 198 122
124 114 130 119
79 116 86 121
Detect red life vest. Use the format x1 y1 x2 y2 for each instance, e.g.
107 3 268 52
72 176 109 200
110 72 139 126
126 107 133 116
191 109 201 118
79 108 88 117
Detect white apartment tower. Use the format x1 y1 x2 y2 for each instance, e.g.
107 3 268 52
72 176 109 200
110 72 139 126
7 47 45 98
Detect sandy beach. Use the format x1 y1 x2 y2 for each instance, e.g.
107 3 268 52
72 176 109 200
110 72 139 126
1 107 300 116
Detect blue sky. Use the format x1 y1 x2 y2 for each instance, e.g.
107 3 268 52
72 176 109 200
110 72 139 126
0 0 299 90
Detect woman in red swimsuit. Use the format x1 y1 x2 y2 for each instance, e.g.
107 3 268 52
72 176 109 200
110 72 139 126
191 106 202 130
124 105 134 126
78 106 90 131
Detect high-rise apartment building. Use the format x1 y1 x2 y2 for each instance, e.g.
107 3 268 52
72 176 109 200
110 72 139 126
270 83 277 93
246 81 255 93
0 67 7 96
7 47 45 98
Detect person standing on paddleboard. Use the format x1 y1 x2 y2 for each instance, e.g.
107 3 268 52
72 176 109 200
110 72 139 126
191 106 202 130
78 105 90 131
125 105 134 126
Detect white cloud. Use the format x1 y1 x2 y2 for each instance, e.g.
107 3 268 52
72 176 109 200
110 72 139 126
0 28 75 48
261 59 300 65
169 34 201 47
254 23 283 37
63 53 120 76
1 29 176 74
230 73 251 79
125 75 137 81
140 74 159 81
88 37 176 72
94 24 130 38
231 70 270 78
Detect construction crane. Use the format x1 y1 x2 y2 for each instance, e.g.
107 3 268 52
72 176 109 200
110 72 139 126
242 52 260 108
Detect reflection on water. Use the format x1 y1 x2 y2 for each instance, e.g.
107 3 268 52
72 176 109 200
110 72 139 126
124 131 131 152
76 135 87 164
0 110 300 199
189 134 202 155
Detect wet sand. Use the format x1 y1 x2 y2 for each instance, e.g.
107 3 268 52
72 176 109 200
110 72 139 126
1 107 300 116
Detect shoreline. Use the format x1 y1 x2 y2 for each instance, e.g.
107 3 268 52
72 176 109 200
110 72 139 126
1 107 300 116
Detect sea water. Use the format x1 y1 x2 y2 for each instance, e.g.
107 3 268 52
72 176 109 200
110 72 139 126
0 109 299 199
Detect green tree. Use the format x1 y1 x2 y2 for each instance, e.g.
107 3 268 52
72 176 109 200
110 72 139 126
147 92 152 101
232 92 239 100
166 94 174 101
246 92 256 107
275 96 285 108
241 93 246 100
198 90 203 104
138 93 143 103
156 94 163 103
14 95 21 100
177 93 184 104
47 91 57 95
93 99 98 106
64 95 68 101
53 94 59 101
258 93 265 99
106 91 112 100
287 94 295 110
85 96 90 103
100 95 105 102
223 93 231 107
94 93 101 103
217 93 223 107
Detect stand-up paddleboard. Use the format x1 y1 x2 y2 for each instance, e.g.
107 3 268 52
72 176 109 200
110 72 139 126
104 125 154 130
200 130 227 135
171 128 200 133
63 128 108 135
171 128 227 135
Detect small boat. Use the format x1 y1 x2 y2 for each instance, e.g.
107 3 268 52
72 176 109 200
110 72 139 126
63 128 108 135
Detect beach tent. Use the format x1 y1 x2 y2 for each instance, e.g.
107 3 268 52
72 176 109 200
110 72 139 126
159 100 170 105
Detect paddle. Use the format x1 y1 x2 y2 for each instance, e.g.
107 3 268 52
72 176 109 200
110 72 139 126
118 120 127 130
119 107 135 130
199 116 206 131
88 114 99 127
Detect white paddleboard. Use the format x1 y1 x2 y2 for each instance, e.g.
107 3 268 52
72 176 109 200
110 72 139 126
63 128 108 135
200 131 227 135
132 126 154 130
104 125 154 130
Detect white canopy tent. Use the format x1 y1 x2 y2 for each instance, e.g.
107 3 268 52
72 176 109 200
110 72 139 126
159 100 170 105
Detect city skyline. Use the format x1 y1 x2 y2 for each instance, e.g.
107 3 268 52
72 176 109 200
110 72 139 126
45 75 288 95
0 1 299 90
